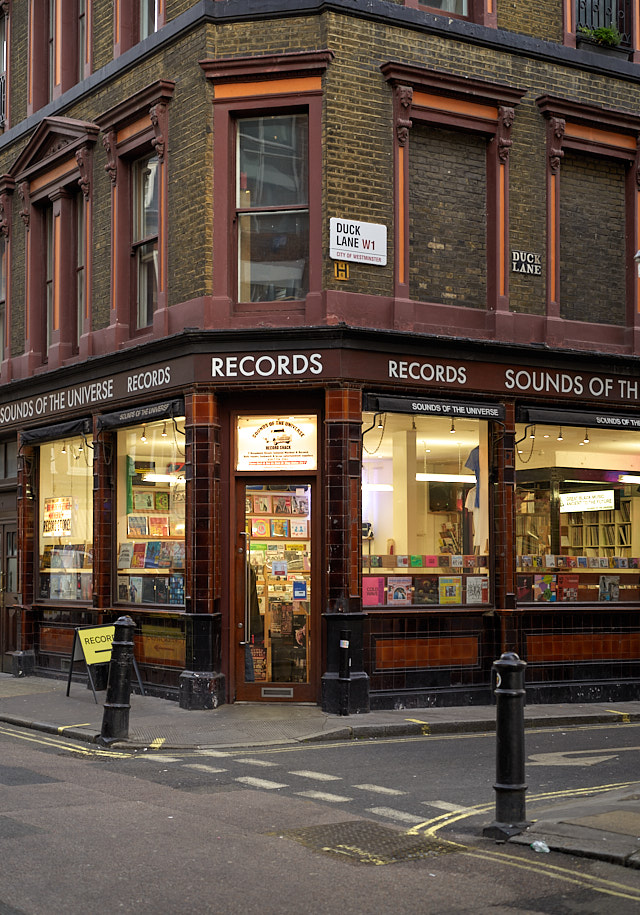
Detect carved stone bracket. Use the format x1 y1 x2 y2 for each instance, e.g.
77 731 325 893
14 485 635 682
394 85 413 147
75 145 91 198
496 106 515 162
150 102 168 161
0 182 13 239
547 116 565 173
102 130 117 185
18 181 30 227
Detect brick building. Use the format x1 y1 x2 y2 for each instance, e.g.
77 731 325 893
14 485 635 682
1 1 640 709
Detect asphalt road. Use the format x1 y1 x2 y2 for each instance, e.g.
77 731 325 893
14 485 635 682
2 721 640 914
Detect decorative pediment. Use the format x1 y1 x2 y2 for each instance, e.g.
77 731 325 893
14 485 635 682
10 117 99 185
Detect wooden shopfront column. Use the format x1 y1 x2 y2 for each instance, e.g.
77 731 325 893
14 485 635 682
321 385 369 713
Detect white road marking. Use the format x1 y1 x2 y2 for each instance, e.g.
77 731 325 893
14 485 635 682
295 790 353 803
353 783 406 796
194 749 230 757
289 770 342 781
367 807 426 825
422 800 472 813
183 764 228 774
140 755 181 763
234 757 278 767
236 776 288 790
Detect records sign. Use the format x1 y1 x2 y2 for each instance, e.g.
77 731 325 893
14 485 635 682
43 497 72 537
236 415 317 471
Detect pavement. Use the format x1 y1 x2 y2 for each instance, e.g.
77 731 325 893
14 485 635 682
2 672 640 869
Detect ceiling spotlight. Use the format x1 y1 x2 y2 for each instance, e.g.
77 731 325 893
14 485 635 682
161 421 167 437
529 426 535 440
557 427 563 442
141 425 147 443
377 414 384 429
450 419 456 434
61 441 66 454
583 428 590 444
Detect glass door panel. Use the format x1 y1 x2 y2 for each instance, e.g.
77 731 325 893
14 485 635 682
242 483 311 689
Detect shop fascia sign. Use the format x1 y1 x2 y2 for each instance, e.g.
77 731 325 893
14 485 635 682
0 364 174 431
329 218 387 265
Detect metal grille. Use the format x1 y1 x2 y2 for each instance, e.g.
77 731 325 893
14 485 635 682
576 1 632 48
273 820 463 866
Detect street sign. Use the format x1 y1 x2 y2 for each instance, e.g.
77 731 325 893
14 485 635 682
329 218 387 265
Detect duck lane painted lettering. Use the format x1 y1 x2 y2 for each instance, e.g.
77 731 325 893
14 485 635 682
329 218 387 265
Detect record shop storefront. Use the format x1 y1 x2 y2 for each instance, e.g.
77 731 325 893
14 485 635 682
4 328 640 709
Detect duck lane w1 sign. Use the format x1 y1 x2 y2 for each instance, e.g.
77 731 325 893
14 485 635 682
329 218 387 265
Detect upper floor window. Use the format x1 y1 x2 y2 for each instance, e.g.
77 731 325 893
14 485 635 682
566 1 635 58
114 0 165 57
133 153 159 329
202 50 331 319
10 117 98 370
29 0 90 113
404 0 495 26
95 80 174 341
0 235 6 363
236 114 309 304
0 5 8 131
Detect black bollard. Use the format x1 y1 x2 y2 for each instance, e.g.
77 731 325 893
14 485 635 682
338 629 351 716
483 651 530 840
100 615 136 745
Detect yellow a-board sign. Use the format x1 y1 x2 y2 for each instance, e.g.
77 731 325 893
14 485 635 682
77 625 115 665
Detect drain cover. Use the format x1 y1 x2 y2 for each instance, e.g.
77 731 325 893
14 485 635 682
273 820 463 865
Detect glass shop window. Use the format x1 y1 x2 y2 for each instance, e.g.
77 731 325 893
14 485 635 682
115 416 186 607
38 434 93 601
362 411 491 608
515 422 640 603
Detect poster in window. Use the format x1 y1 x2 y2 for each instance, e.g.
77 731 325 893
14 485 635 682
413 575 439 604
292 495 309 515
148 516 170 538
129 576 143 603
133 460 155 485
465 576 488 605
127 515 148 537
133 491 154 511
439 576 462 604
118 576 130 601
289 519 308 539
270 518 289 538
131 542 146 568
42 497 72 537
533 574 557 602
273 496 292 515
598 575 620 601
386 576 412 606
557 574 579 602
118 542 134 569
154 491 170 511
251 518 269 538
144 541 162 568
253 495 272 514
362 576 385 606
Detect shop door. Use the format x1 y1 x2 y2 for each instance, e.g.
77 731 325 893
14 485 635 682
0 526 19 672
235 482 315 701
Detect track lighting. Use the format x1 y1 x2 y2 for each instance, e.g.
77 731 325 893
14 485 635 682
557 427 563 442
450 419 456 434
161 421 167 437
141 425 147 443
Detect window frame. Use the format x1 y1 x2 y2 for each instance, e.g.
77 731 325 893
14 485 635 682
536 95 640 348
0 1 10 131
381 62 525 332
404 0 496 27
28 0 89 113
95 80 174 343
234 112 310 305
114 0 166 57
10 117 98 371
201 51 331 320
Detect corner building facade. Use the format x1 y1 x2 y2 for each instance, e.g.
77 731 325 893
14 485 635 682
1 1 640 709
